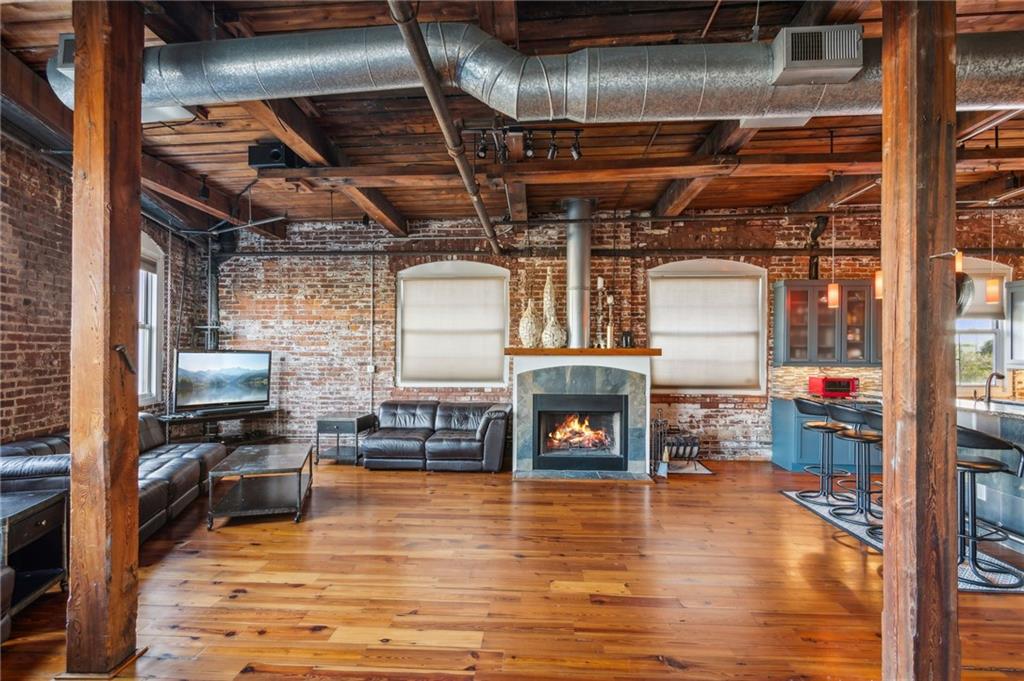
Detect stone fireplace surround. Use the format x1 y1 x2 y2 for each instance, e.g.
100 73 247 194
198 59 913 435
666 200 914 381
508 350 656 480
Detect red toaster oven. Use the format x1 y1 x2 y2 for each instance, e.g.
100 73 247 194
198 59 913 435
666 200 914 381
808 376 859 398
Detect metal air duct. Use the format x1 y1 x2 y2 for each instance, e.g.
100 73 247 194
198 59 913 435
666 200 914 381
47 26 1024 123
564 198 594 349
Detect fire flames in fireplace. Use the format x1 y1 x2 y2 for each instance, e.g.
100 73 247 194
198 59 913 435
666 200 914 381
545 413 612 450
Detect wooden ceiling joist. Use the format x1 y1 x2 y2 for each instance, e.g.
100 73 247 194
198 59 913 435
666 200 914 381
260 147 1024 188
143 0 408 237
958 172 1024 206
477 0 518 47
505 181 528 221
956 108 1024 145
1 45 285 238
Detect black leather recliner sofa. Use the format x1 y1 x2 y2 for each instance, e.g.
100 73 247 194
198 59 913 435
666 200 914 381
360 400 511 472
0 414 228 542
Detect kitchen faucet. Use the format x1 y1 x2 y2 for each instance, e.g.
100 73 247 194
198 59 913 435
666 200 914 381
983 371 1006 406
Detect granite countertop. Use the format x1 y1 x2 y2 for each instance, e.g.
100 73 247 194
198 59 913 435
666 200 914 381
954 398 1024 421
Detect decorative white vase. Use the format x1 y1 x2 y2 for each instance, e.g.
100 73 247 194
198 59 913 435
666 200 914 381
540 268 566 348
517 299 542 348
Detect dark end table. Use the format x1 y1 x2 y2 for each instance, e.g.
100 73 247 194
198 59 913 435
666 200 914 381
315 411 376 465
1 490 67 641
207 443 314 529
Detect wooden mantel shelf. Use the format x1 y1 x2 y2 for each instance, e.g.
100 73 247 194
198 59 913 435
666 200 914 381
505 347 662 356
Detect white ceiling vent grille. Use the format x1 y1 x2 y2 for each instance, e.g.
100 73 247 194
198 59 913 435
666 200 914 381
771 25 864 86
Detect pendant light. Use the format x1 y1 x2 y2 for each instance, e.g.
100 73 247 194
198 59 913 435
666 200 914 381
827 217 840 308
955 249 964 273
873 269 883 299
985 210 1001 305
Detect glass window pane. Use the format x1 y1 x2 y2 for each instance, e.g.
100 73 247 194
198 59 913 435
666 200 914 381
955 332 995 385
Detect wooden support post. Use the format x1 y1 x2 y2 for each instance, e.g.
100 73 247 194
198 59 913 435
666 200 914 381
65 1 143 676
880 3 959 680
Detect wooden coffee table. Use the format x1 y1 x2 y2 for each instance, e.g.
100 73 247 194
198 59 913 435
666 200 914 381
207 443 313 529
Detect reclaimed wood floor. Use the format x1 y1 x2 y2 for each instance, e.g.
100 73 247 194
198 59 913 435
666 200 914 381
2 461 1022 680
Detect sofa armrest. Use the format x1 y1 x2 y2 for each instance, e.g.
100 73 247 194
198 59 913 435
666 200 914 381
0 454 72 493
478 405 511 472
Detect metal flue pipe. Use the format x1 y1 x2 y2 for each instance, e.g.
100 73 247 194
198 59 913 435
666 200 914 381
564 198 594 348
388 1 502 255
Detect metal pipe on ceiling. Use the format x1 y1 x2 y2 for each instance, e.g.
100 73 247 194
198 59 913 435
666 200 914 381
46 24 1024 124
387 0 502 255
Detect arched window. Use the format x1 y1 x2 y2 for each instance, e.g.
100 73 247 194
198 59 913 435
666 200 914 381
396 261 509 387
138 231 165 404
955 256 1011 387
648 259 768 393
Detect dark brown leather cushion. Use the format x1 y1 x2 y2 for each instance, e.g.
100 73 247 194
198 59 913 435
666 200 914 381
377 401 438 430
144 442 227 479
425 430 483 461
434 403 492 432
138 413 167 453
0 435 70 458
138 478 170 525
360 428 432 459
139 454 200 502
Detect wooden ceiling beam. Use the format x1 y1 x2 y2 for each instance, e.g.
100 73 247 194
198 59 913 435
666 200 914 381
957 172 1024 206
477 0 518 47
790 0 872 26
788 108 1024 212
259 147 1024 187
143 0 408 237
0 45 285 238
654 120 757 216
505 181 528 221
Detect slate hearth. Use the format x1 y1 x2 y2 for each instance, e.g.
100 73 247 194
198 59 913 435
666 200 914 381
514 363 649 479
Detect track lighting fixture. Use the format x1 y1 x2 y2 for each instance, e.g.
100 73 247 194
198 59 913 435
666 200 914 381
570 131 582 160
547 130 559 160
524 130 535 158
198 174 210 201
476 135 489 159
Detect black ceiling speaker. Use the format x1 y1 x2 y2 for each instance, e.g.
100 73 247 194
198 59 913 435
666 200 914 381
955 272 975 317
248 142 305 169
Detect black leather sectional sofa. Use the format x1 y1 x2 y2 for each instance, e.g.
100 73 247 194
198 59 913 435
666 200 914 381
360 400 511 471
0 413 227 542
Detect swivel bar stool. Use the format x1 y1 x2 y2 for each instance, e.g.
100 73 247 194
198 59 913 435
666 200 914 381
955 426 1024 589
860 408 884 541
826 403 883 529
793 398 848 506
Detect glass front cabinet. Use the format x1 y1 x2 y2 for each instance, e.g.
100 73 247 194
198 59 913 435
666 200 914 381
773 280 881 366
1007 280 1024 369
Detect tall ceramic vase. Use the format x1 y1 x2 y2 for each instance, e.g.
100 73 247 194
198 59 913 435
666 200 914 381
541 267 566 348
517 298 542 348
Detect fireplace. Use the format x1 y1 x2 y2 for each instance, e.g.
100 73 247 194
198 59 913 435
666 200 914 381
532 394 628 471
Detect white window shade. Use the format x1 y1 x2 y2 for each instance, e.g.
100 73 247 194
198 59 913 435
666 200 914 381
648 261 766 393
398 264 508 386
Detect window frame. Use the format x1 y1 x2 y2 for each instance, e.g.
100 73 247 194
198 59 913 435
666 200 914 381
647 258 768 396
954 317 1004 388
138 232 165 406
395 260 510 388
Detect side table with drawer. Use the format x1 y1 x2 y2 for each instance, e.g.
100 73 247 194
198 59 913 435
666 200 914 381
315 412 376 465
1 490 67 641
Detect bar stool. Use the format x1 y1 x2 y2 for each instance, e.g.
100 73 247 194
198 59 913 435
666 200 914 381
827 403 883 528
860 408 884 541
793 398 849 506
955 426 1024 589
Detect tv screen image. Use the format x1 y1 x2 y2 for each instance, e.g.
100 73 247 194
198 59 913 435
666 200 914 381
174 351 271 411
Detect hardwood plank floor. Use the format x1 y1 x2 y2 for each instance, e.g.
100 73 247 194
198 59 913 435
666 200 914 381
2 462 1022 680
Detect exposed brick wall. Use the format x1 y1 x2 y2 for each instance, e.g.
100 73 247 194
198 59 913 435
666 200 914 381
0 140 208 442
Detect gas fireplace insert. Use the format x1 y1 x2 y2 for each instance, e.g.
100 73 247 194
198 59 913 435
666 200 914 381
532 394 628 471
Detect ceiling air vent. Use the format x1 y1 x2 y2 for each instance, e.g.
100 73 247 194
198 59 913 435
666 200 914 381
771 25 863 86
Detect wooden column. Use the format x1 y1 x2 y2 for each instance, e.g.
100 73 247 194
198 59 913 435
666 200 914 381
880 3 959 680
65 2 143 676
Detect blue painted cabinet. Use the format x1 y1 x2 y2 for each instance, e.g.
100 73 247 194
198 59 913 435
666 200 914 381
1007 280 1024 369
773 280 880 366
771 398 870 472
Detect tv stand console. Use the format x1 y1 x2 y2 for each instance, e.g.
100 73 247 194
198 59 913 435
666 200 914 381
158 407 282 447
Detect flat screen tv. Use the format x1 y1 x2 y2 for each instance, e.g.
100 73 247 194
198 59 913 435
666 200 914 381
173 350 271 413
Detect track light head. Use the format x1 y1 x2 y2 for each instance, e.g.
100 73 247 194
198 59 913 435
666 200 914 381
570 131 582 161
547 130 558 160
524 130 535 158
476 139 489 159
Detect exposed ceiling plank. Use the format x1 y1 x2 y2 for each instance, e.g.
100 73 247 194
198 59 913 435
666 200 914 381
790 0 872 26
957 172 1024 206
788 108 1024 212
505 181 528 221
956 108 1024 145
144 0 408 237
265 147 1024 188
0 45 285 238
654 121 757 216
477 0 518 47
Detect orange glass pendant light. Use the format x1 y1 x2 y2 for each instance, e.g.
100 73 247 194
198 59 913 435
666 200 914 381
985 210 1001 305
986 277 1002 304
954 249 964 273
827 282 841 308
873 269 883 299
